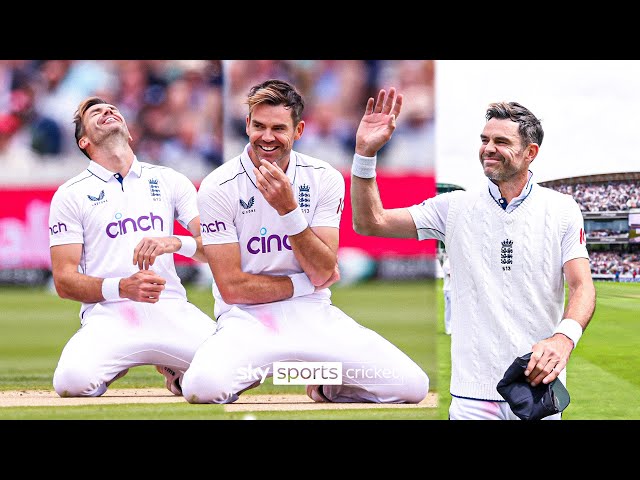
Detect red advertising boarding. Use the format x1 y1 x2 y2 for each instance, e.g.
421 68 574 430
0 172 437 271
340 171 437 257
0 187 57 269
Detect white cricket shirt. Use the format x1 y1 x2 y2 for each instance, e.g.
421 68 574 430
49 157 198 317
198 144 345 318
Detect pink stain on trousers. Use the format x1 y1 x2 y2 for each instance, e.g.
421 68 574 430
254 306 279 332
119 303 141 327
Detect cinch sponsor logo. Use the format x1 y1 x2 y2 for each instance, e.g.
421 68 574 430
49 222 67 235
106 212 164 238
201 219 227 233
247 227 292 254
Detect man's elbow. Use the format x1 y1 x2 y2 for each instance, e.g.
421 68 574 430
309 265 337 287
352 218 378 237
52 277 73 300
217 283 244 305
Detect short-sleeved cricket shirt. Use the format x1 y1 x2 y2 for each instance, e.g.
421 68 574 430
49 157 199 317
197 144 345 318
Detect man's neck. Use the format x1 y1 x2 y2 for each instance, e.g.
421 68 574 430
494 173 529 204
92 145 134 177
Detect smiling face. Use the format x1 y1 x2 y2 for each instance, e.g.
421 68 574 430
245 102 304 171
78 102 132 153
479 118 537 184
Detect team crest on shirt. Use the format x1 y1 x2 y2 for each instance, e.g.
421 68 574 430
149 179 161 201
501 239 513 271
87 190 107 205
298 184 310 208
240 196 256 214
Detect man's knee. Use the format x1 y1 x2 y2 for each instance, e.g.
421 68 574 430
53 365 107 397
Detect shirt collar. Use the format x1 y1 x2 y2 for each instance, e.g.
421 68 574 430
240 143 297 188
87 155 142 182
488 170 535 213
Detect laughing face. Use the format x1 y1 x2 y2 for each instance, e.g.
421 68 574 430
246 102 304 171
82 102 132 147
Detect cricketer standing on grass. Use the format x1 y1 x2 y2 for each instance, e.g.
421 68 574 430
181 79 429 404
349 88 596 420
48 96 217 398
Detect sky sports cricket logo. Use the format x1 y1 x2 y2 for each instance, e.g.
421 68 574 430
236 362 404 386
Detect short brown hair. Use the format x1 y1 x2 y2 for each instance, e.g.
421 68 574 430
73 96 109 159
485 101 544 147
247 79 304 126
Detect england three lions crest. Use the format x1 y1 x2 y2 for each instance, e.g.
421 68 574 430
149 178 161 201
298 184 310 208
501 238 513 271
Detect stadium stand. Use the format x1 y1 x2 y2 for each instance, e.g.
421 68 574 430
542 173 640 281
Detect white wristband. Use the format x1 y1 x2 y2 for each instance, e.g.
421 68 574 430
553 318 583 348
288 273 315 298
280 206 308 236
176 235 197 257
102 277 122 301
351 153 377 179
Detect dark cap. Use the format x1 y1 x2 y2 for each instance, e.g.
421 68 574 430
496 352 570 421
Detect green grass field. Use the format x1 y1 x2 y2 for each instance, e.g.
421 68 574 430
1 279 638 420
0 279 438 420
435 280 640 420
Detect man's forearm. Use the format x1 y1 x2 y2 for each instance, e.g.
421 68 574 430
53 271 110 303
216 271 302 305
564 284 596 331
288 229 336 286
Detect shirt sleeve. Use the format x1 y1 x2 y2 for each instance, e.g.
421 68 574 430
407 191 452 242
310 167 344 229
172 171 200 229
561 195 589 264
49 188 84 247
197 175 239 246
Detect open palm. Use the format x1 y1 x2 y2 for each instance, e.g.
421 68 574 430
355 87 403 156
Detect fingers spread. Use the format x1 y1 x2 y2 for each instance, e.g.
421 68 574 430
365 97 374 115
373 89 386 113
382 87 396 115
393 93 403 117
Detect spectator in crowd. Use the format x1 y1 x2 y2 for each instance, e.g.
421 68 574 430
10 80 63 156
0 112 42 184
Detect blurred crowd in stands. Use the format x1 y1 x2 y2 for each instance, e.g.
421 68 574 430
554 181 639 212
1 60 224 184
590 250 639 279
224 60 435 173
548 181 639 277
0 60 435 186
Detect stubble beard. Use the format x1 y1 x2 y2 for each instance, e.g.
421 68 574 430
483 158 517 183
